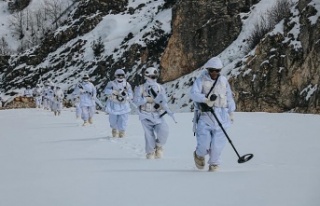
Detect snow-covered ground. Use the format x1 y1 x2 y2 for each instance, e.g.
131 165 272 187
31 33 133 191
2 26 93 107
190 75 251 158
0 108 319 206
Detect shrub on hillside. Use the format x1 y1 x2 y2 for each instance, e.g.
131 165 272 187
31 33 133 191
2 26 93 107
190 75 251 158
246 0 293 52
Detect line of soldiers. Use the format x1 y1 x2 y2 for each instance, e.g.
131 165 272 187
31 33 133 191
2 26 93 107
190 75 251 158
78 56 236 172
23 80 65 116
15 56 236 171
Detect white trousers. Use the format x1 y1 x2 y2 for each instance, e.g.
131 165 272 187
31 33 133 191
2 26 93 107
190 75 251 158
35 96 42 108
195 114 228 165
75 103 82 118
81 106 95 121
43 98 51 110
52 100 63 112
109 113 129 131
141 118 169 154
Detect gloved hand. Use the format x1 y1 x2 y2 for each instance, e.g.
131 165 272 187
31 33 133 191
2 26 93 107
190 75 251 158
112 90 119 96
116 95 125 102
209 93 217 101
121 91 127 97
145 96 154 103
205 98 214 107
229 112 234 123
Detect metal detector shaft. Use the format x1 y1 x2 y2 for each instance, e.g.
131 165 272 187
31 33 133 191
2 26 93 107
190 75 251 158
209 109 253 163
210 109 242 159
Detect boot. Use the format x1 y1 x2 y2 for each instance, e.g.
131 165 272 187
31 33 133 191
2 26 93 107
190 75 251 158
112 129 118 137
82 121 89 126
146 152 155 159
193 151 205 169
155 146 163 159
88 117 93 124
208 165 219 172
119 131 125 138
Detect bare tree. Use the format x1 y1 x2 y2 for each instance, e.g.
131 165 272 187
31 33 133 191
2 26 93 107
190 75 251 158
267 0 293 26
8 0 73 52
34 9 47 35
9 11 26 40
246 0 293 52
0 37 11 55
44 0 64 29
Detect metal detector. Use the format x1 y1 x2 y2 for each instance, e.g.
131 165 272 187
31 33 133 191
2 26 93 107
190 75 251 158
210 109 253 164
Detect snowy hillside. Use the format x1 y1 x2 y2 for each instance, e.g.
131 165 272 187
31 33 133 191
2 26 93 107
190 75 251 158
0 0 320 113
0 0 172 101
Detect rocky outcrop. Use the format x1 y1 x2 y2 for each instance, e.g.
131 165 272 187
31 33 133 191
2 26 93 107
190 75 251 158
160 0 258 82
1 96 35 109
8 0 31 12
230 0 320 113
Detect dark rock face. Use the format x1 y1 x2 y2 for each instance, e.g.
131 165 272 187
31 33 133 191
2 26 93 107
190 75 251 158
161 0 256 82
230 0 320 113
8 0 31 12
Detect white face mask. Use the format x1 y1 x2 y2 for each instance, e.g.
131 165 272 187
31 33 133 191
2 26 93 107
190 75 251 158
145 77 157 84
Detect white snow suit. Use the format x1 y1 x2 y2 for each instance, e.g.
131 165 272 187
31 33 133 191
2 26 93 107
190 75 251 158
190 70 236 166
72 94 81 118
104 80 133 132
43 86 55 110
33 87 43 108
74 81 97 122
52 88 64 114
133 79 170 154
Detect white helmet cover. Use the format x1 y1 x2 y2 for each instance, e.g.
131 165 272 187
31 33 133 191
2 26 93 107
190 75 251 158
203 57 223 69
115 69 125 76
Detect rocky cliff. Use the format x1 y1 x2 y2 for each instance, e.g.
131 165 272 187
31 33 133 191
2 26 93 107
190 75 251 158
229 0 320 113
161 0 258 82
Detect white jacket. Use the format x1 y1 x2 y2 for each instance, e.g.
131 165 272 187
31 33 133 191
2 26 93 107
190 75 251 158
74 82 97 107
133 79 170 122
190 70 235 112
104 80 133 115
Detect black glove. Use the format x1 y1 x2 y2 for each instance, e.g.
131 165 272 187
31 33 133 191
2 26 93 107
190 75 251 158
117 95 125 102
209 94 217 101
154 104 160 109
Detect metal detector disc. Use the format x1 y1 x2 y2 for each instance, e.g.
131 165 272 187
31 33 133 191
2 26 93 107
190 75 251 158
238 154 254 164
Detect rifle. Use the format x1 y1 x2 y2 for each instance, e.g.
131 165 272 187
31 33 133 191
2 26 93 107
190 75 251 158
94 97 104 109
78 83 94 96
149 87 177 123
